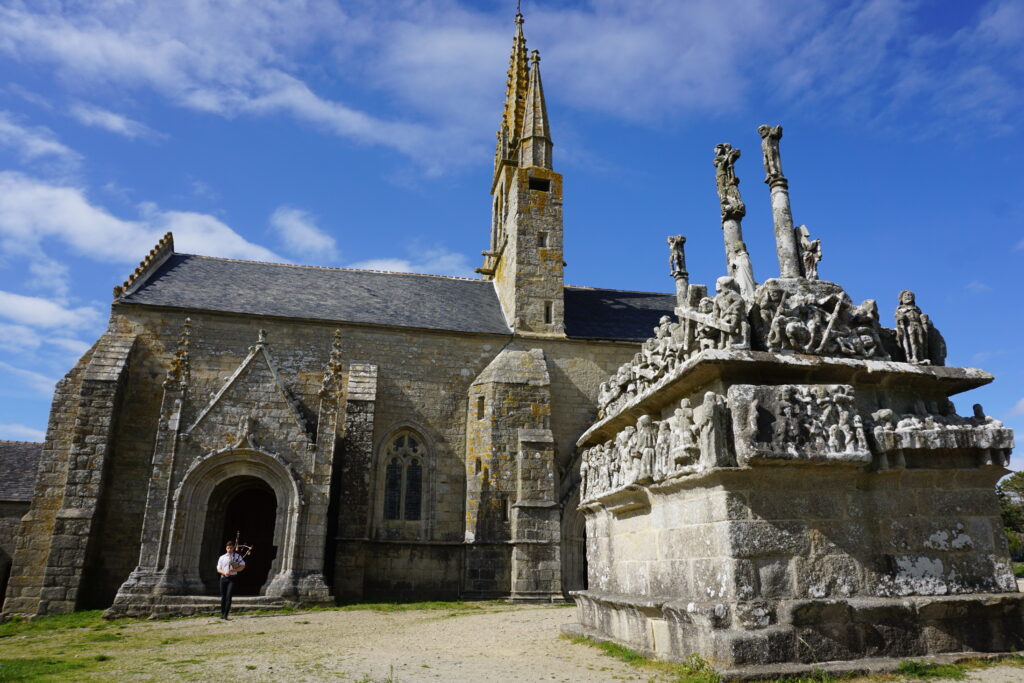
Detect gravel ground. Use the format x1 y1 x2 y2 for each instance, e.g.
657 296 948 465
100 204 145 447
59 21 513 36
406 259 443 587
2 603 1023 682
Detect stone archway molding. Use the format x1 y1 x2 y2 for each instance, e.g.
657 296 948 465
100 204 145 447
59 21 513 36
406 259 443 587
156 446 309 599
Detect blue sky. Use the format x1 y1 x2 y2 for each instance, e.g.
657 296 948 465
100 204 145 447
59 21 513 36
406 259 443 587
0 0 1021 467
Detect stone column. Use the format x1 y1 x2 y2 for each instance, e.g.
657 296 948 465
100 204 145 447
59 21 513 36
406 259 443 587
758 125 802 278
667 235 689 310
713 143 756 300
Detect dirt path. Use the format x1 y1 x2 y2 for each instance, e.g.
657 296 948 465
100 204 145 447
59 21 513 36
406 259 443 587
2 604 1022 682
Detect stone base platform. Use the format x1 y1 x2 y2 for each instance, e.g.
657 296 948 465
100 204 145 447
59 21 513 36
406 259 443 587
569 590 1024 671
561 622 1017 681
103 595 291 619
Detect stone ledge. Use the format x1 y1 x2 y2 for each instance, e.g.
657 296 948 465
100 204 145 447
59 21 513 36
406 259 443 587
580 350 994 448
563 622 1020 683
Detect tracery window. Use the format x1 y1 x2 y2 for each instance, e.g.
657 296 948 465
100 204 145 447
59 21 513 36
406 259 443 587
381 431 425 522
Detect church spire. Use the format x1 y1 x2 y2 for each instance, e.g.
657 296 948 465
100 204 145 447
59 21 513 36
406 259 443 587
518 49 552 169
496 12 529 172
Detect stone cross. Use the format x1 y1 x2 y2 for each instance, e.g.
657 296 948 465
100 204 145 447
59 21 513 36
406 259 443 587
712 144 756 300
758 124 802 279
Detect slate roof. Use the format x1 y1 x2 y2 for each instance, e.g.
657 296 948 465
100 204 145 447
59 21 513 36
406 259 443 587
121 254 676 342
563 286 677 342
0 441 41 502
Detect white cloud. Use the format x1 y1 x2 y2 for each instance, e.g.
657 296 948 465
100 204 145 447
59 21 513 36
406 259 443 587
0 290 99 329
0 323 42 352
47 337 91 356
270 206 339 261
0 171 282 265
0 1 1019 176
350 246 474 278
0 361 57 396
1012 398 1024 416
0 422 46 441
69 103 162 140
0 2 437 166
0 110 80 166
966 281 992 294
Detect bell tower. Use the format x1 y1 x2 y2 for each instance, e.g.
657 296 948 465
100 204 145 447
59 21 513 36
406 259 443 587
477 13 564 337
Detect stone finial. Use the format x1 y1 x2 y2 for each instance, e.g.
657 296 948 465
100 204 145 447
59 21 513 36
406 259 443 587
163 317 192 391
497 10 529 171
758 124 784 183
713 143 745 220
320 329 345 396
519 46 552 168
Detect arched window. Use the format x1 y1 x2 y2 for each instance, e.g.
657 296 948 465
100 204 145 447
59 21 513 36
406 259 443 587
381 431 425 522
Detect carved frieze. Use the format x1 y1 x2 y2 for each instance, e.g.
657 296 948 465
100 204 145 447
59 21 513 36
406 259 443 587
753 279 888 361
729 384 871 466
581 392 732 503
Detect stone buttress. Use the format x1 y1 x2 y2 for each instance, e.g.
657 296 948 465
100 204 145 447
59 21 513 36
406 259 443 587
465 347 561 600
3 330 136 616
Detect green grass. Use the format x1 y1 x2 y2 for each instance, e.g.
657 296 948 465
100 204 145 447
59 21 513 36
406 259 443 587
1012 561 1024 578
566 635 721 682
0 657 89 682
0 611 114 639
893 660 967 680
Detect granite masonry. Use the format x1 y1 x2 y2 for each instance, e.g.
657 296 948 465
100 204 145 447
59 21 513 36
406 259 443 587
0 12 1017 676
0 14 674 619
567 123 1020 672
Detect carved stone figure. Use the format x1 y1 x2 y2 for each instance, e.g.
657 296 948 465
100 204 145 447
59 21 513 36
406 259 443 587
756 281 889 361
636 415 656 484
672 397 698 466
655 420 672 481
895 290 929 364
797 225 821 280
696 392 731 468
757 124 784 182
668 235 687 278
713 276 750 349
713 143 745 219
728 383 871 465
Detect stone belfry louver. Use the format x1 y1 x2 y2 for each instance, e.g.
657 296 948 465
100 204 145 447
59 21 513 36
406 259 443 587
478 12 564 337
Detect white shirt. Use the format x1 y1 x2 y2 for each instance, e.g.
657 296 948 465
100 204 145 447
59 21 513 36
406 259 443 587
217 552 245 576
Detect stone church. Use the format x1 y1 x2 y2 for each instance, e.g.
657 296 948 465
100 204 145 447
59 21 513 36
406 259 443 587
0 14 677 617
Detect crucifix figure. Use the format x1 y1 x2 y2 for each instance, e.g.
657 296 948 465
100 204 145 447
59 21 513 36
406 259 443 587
713 143 745 219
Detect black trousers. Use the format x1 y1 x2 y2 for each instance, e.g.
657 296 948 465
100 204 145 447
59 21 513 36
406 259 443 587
219 575 236 617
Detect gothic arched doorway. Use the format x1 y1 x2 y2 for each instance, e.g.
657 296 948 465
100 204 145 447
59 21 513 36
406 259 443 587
199 476 278 595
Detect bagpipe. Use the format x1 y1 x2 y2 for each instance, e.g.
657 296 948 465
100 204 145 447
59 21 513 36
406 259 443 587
230 529 254 571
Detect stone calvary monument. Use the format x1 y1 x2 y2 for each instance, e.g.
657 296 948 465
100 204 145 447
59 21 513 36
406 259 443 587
569 126 1020 670
0 11 1016 674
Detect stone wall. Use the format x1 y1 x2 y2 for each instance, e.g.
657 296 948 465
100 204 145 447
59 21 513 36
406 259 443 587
0 501 28 605
8 301 641 615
